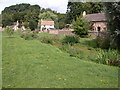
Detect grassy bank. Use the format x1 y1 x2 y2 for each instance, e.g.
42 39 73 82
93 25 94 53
2 32 118 88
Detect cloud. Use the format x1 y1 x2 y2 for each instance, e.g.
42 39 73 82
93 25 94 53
0 0 68 14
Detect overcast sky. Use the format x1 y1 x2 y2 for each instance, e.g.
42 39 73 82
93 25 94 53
0 0 68 14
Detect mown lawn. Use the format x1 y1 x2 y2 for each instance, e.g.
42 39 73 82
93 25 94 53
2 32 118 88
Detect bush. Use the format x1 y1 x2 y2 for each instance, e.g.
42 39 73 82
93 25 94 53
85 39 97 48
95 32 111 49
5 26 14 37
96 49 120 66
39 36 53 44
21 32 38 40
39 35 60 45
62 35 79 46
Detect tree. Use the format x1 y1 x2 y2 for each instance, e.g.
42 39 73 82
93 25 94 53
2 3 40 30
72 15 90 37
57 13 66 29
29 20 38 30
39 11 57 21
65 1 103 24
104 2 120 51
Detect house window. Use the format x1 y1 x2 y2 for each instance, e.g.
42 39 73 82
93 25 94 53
97 26 101 32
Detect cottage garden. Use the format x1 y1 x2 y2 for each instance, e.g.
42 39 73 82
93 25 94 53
1 2 120 88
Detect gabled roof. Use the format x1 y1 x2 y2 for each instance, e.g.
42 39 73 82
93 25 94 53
41 20 54 25
84 13 106 22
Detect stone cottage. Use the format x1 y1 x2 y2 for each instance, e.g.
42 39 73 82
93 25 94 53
40 20 54 31
83 11 107 32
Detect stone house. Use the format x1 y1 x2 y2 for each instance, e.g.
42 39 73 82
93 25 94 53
83 11 107 32
40 20 54 31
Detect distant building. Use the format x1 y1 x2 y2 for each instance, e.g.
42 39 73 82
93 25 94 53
0 27 5 31
13 21 19 31
13 21 26 31
83 11 107 32
40 20 54 31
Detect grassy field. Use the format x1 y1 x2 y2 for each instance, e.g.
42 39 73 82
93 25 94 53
2 32 118 88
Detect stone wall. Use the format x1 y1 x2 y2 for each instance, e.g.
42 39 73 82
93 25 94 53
48 30 75 36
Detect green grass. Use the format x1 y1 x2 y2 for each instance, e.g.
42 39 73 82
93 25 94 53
2 32 118 88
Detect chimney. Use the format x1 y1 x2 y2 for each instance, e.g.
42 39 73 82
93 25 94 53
83 11 86 16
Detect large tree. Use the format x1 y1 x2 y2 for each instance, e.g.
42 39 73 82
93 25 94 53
2 3 40 30
104 2 120 50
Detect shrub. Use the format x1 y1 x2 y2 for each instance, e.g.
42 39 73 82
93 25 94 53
95 32 111 49
96 49 120 66
39 36 53 44
21 32 38 40
85 39 97 48
62 35 79 46
39 35 60 45
5 26 14 37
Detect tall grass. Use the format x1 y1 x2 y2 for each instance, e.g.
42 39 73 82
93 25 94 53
96 49 120 66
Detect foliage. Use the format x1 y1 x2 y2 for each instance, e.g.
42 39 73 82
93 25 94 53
21 32 38 40
39 36 53 44
104 2 120 51
2 3 40 29
95 49 120 66
66 2 103 24
62 35 79 46
57 14 66 29
29 20 38 30
59 44 84 58
39 35 60 45
72 15 90 37
39 11 57 21
23 21 29 28
85 39 98 48
42 27 46 31
5 26 14 37
95 32 111 49
39 9 66 29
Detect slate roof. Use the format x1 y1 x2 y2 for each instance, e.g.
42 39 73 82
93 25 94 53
41 20 54 25
84 13 106 22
